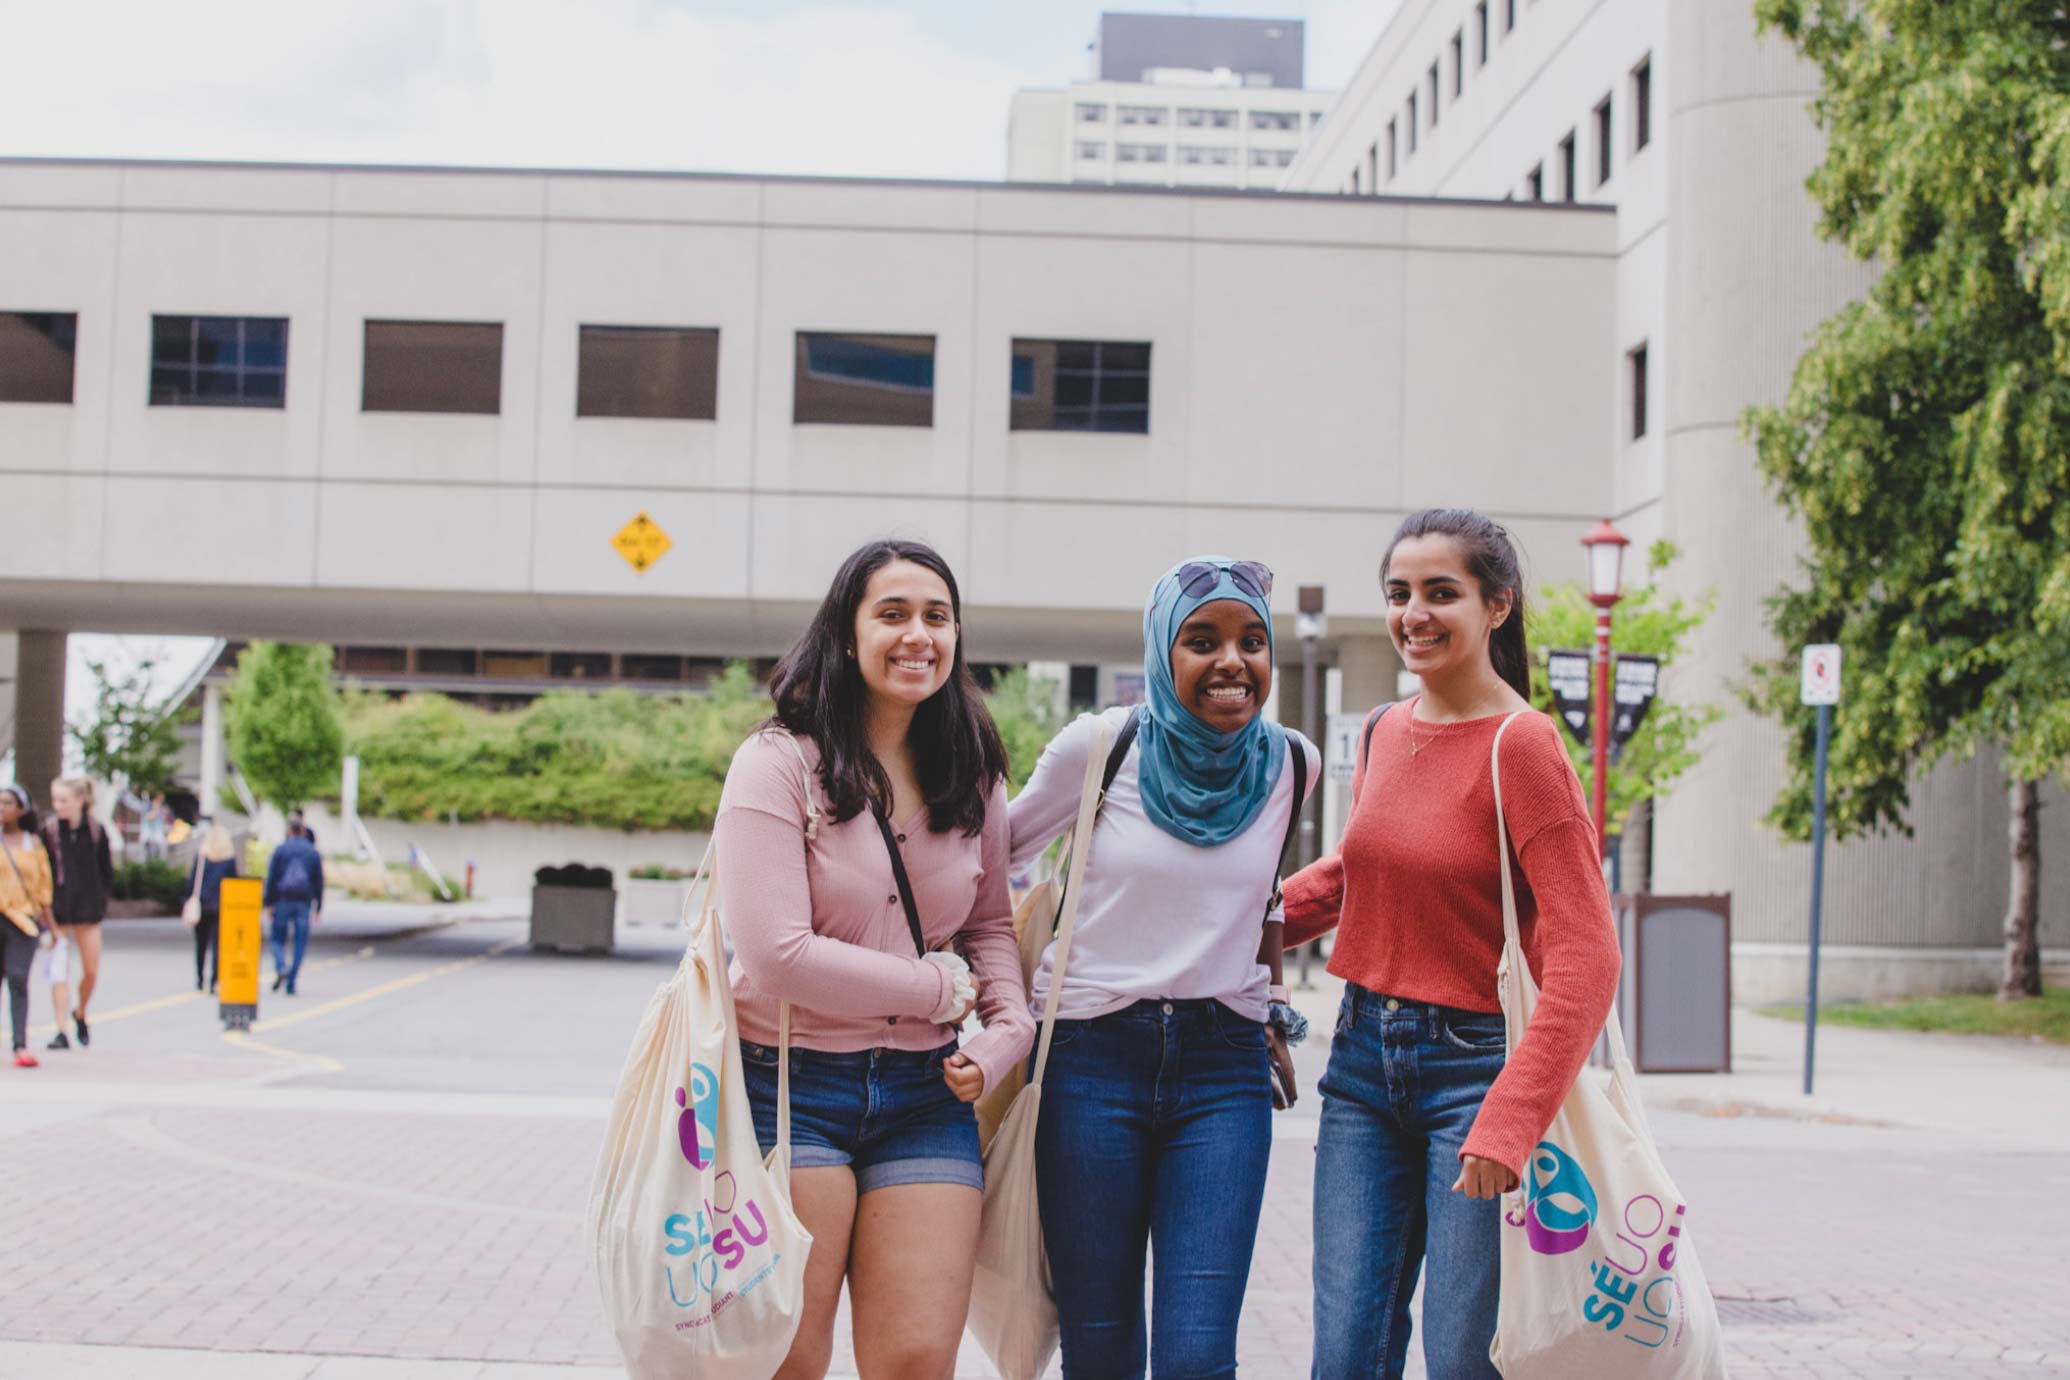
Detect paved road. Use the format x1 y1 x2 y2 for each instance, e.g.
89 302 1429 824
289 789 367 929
1 911 2065 1378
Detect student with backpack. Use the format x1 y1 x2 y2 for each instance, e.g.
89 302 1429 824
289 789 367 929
1008 556 1319 1380
263 816 325 996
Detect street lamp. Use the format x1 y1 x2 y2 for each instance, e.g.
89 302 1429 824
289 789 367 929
1580 519 1630 859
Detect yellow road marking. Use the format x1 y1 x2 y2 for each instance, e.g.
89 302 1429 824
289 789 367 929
29 945 379 1038
247 940 521 1036
221 1030 346 1074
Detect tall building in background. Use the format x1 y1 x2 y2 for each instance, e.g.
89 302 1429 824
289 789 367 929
1008 12 1334 190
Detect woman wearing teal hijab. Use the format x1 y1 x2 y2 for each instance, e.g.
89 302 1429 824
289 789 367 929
1009 556 1319 1380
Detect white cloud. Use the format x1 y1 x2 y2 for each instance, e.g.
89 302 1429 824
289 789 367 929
1 0 1049 179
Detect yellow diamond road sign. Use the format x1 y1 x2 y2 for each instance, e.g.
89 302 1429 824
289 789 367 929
612 513 673 574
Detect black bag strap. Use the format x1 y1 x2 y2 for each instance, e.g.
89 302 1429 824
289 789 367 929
871 806 930 956
1267 735 1310 915
1360 701 1397 773
1101 709 1143 800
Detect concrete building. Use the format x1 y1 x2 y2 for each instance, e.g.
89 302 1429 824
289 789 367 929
1009 12 1334 190
1284 0 2065 999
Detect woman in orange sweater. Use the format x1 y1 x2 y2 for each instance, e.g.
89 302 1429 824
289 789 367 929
1282 509 1620 1380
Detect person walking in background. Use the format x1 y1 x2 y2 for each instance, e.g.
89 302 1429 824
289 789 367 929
713 539 1034 1380
263 816 324 996
192 821 238 992
1283 509 1620 1380
1008 556 1319 1380
0 785 57 1070
139 791 171 861
42 777 111 1050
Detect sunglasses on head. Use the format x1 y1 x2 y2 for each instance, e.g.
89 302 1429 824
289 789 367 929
1176 559 1274 603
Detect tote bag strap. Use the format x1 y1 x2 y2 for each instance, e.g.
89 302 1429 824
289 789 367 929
1029 718 1113 1090
1489 713 1638 1079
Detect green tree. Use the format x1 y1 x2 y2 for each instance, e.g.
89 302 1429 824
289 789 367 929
227 643 346 814
1743 0 2070 1000
1528 542 1721 859
985 667 1067 792
69 657 188 797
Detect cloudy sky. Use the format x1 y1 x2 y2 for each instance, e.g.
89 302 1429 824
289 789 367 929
1 0 1396 181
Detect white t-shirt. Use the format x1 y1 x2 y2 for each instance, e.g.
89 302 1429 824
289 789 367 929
1008 706 1320 1023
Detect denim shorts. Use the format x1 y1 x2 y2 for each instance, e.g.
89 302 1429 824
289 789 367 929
739 1038 983 1195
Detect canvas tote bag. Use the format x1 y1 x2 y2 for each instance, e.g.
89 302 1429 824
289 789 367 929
967 718 1112 1380
1487 714 1727 1380
587 841 813 1380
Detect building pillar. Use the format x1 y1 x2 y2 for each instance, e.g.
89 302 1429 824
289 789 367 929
13 630 67 804
200 682 225 818
1336 634 1405 713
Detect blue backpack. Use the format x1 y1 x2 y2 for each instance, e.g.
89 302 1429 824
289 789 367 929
278 849 313 900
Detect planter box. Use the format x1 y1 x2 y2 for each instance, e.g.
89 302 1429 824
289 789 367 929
619 877 692 929
529 885 617 953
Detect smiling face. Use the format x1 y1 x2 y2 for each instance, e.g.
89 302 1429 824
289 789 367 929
851 558 957 710
1384 533 1513 686
1171 598 1273 733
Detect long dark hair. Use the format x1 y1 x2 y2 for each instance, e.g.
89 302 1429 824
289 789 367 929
0 785 38 836
767 540 1008 836
1381 508 1532 700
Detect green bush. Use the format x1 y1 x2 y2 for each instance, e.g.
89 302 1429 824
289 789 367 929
986 667 1065 793
111 858 192 913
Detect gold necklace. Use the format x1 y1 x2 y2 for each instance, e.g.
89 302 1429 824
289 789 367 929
1409 717 1439 759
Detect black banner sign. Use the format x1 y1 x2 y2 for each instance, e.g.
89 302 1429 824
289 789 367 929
1546 650 1592 750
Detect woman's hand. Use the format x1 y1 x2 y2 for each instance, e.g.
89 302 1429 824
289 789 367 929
1452 1154 1518 1200
1266 1026 1298 1109
942 1052 985 1103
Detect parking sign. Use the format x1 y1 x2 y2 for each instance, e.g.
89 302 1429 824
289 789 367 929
1801 644 1842 706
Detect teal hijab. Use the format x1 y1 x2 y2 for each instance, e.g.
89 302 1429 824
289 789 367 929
1135 557 1289 847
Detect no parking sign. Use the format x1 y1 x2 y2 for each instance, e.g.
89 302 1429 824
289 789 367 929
1801 644 1842 705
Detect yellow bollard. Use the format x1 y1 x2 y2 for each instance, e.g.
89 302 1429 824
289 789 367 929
217 877 264 1030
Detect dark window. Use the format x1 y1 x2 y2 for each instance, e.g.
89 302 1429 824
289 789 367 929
414 648 478 676
1558 130 1577 201
1633 58 1653 151
1351 166 1362 195
338 645 407 675
1504 0 1516 33
1249 110 1301 131
362 320 502 414
0 312 77 404
550 651 613 680
1629 342 1649 439
1476 2 1490 63
1408 93 1419 152
1428 64 1440 126
149 315 287 408
794 333 935 427
1010 339 1150 434
577 325 718 420
1451 32 1464 96
1387 119 1398 179
1367 143 1379 193
1594 96 1614 186
1526 164 1544 201
619 653 684 682
1067 664 1098 710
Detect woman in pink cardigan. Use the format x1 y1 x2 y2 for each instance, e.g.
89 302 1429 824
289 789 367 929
714 539 1034 1380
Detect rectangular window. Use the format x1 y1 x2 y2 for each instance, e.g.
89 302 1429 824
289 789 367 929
414 648 478 676
1408 93 1419 152
338 645 407 676
1178 146 1234 166
1594 97 1613 187
1010 339 1149 435
1116 143 1169 164
482 650 547 679
0 311 77 404
550 651 614 680
1476 2 1490 63
1451 32 1464 96
1076 103 1107 123
1526 163 1544 201
577 325 717 420
1504 0 1516 33
1629 342 1649 439
1249 147 1296 168
1633 57 1653 151
1076 141 1107 160
1118 105 1168 126
619 653 684 682
1178 107 1236 128
1386 119 1398 178
1558 130 1577 201
362 320 501 414
1366 142 1379 189
1249 110 1301 131
1428 63 1440 126
794 332 934 427
1351 166 1363 195
150 315 287 409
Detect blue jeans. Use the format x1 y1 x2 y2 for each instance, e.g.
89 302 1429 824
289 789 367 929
1034 998 1273 1380
1312 984 1507 1380
738 1038 983 1194
269 900 311 990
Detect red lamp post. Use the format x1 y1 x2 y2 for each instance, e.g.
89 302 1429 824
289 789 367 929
1580 519 1631 860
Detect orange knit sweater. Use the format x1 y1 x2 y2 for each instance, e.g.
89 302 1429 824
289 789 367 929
1281 703 1620 1177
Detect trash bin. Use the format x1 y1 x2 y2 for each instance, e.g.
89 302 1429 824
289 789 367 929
1606 892 1731 1073
530 863 616 953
